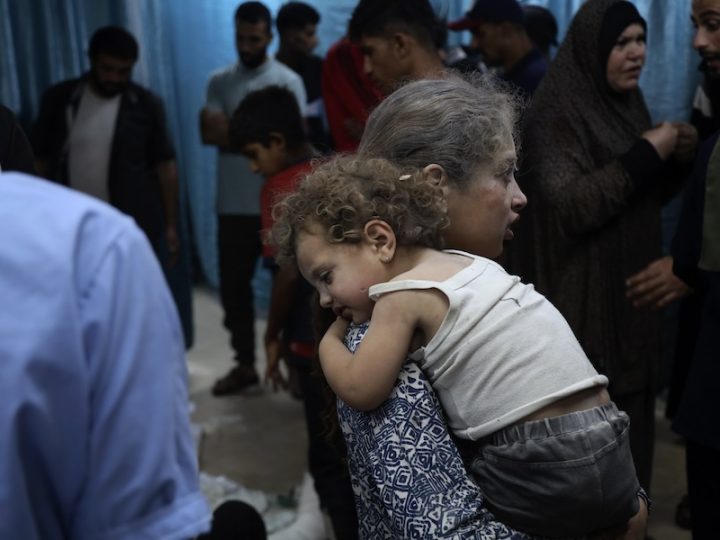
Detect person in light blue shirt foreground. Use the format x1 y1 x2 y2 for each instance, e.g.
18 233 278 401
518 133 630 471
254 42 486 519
0 172 210 539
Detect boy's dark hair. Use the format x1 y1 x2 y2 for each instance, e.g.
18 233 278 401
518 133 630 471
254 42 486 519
230 86 306 150
234 1 272 30
348 0 439 51
276 2 320 36
88 26 138 61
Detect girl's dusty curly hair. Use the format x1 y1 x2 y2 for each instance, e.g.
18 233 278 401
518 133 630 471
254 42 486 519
272 155 449 261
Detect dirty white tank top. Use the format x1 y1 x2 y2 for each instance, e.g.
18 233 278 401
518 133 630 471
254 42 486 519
368 250 608 440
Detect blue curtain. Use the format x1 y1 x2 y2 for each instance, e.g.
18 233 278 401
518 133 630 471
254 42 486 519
1 0 695 290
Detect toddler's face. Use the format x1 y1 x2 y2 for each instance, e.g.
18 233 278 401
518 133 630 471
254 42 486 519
296 226 386 324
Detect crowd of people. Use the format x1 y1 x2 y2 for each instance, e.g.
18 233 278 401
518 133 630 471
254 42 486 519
1 0 718 538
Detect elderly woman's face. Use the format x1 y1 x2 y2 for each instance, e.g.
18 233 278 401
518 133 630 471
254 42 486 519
606 23 646 93
442 143 527 259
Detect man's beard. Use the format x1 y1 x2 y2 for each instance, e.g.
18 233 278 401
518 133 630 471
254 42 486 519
703 55 720 78
240 51 266 69
90 72 126 97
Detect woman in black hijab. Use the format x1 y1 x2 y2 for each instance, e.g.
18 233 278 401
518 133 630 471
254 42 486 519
513 0 697 492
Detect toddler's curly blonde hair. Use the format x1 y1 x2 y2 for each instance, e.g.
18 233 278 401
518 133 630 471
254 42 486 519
272 155 449 262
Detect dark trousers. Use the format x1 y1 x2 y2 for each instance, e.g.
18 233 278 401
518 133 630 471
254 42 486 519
291 355 358 540
686 439 720 539
218 214 261 365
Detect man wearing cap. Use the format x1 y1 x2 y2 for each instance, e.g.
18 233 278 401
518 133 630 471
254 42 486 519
448 0 548 95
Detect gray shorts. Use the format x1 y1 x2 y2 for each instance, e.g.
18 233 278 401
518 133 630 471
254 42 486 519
467 402 640 538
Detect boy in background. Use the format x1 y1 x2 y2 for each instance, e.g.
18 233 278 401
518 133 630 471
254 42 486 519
230 85 315 389
229 86 358 539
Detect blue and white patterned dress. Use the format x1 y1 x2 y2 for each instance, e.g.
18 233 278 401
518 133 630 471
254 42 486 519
339 323 534 539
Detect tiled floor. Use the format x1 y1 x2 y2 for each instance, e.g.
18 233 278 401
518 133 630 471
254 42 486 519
187 285 692 539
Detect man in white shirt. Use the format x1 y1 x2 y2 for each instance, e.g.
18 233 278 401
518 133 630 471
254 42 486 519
33 26 179 261
31 26 190 344
200 1 306 396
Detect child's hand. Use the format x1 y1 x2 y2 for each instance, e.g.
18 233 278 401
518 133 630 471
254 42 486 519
326 317 349 341
264 337 288 392
318 317 349 364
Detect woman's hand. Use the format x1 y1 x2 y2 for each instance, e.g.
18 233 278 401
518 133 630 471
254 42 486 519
626 255 691 309
672 122 699 163
588 496 648 540
642 122 678 161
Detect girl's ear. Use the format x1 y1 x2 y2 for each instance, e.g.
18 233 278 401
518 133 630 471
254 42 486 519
422 164 448 188
423 164 451 201
363 219 397 262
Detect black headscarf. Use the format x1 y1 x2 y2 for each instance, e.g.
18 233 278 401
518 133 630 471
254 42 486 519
526 0 651 168
513 0 662 394
597 1 647 70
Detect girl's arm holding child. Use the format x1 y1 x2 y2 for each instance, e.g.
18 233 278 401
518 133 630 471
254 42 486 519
318 290 423 411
